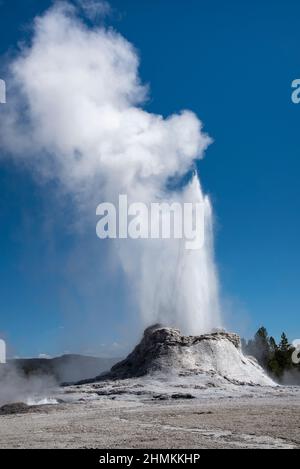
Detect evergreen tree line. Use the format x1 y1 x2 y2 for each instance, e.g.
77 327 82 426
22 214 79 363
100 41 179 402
242 327 300 384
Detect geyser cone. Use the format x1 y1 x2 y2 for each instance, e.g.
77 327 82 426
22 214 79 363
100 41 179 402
104 325 275 386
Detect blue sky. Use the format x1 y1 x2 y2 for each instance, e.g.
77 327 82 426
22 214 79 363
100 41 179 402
0 0 299 357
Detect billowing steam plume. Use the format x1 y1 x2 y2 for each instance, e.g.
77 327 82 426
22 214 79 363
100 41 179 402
0 2 222 334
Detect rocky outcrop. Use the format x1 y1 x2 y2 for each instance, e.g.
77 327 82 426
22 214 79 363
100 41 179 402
100 324 275 386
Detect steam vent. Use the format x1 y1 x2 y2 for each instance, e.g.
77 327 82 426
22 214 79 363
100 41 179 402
102 325 275 386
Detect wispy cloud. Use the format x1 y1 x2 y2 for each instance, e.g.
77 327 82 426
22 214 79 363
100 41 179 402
76 0 112 21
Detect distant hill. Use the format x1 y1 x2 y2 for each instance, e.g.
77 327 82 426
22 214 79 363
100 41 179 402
7 354 122 383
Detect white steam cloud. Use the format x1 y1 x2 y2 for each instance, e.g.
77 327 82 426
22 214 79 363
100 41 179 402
0 2 222 335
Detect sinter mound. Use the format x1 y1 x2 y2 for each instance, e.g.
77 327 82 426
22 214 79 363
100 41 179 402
101 324 275 386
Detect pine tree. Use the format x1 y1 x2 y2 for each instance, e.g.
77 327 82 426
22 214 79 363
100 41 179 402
279 332 290 352
269 336 277 353
277 332 293 374
268 336 280 377
242 328 300 383
253 327 271 368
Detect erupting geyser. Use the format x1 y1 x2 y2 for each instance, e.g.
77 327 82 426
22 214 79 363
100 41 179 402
0 2 222 336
